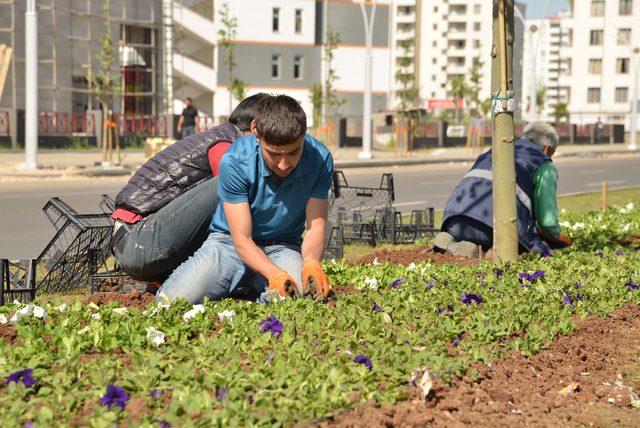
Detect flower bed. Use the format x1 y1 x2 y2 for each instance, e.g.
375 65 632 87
0 205 639 426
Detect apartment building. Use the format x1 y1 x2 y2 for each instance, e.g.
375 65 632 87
558 0 639 127
388 1 525 115
521 15 571 122
200 0 391 122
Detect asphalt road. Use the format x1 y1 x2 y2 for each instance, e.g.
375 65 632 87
1 155 639 258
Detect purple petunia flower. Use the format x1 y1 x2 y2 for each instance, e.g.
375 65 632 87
260 316 284 338
495 268 505 277
574 282 583 289
595 250 605 259
353 354 373 371
452 336 461 346
581 272 589 279
561 293 577 309
265 353 276 364
461 293 483 306
216 387 229 401
436 305 453 316
615 249 623 256
390 278 406 288
627 280 639 291
541 249 552 258
150 388 163 400
247 395 254 404
99 384 130 410
371 301 383 313
157 421 171 428
518 270 545 285
6 369 36 388
23 422 34 428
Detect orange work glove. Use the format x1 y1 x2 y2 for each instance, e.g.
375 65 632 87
268 270 305 298
302 260 332 300
554 234 573 248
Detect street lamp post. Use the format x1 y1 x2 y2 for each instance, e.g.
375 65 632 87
23 0 38 169
629 47 639 150
358 0 376 160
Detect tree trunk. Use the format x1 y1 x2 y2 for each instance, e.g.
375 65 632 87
491 0 518 262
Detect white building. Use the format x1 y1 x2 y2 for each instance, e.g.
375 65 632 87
521 15 571 123
558 0 640 128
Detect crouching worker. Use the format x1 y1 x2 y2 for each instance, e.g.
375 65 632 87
157 94 334 304
111 94 269 283
434 122 572 257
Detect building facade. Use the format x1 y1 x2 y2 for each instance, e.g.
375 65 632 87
557 0 639 128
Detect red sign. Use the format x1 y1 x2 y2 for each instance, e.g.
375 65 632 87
427 99 464 110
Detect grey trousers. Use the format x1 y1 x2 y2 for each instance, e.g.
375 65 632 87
112 177 218 282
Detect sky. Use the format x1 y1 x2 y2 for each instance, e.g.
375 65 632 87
519 0 568 19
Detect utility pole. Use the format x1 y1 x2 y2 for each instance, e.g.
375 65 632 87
491 0 518 262
358 0 376 160
630 47 639 150
23 0 38 169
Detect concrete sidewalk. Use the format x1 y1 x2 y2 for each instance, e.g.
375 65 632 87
1 143 639 179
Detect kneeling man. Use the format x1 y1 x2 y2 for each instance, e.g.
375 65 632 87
158 95 333 303
435 122 572 257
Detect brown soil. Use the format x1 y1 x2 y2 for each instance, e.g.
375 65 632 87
326 304 640 427
83 290 156 311
0 324 19 345
350 245 477 267
615 232 640 249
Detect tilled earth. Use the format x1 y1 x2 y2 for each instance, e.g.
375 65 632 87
350 245 478 267
325 304 640 427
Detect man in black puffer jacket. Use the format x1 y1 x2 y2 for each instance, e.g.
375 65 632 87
111 93 269 282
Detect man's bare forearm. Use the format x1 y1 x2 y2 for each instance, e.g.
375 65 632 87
301 226 325 262
232 236 281 279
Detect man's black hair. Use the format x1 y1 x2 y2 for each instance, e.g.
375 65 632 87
228 93 271 132
254 95 307 145
185 97 192 102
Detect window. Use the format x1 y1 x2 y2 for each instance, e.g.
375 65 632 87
615 87 629 103
271 54 281 79
432 40 437 47
295 9 302 34
473 39 480 48
588 59 602 74
590 30 603 45
432 75 436 81
293 55 303 80
432 58 437 64
565 29 573 46
620 0 633 15
587 88 601 103
473 22 481 31
591 0 605 16
564 58 572 74
434 6 438 12
433 23 437 30
618 28 631 45
617 58 630 73
474 5 481 14
272 7 280 32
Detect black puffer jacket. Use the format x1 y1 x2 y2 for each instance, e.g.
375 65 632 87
115 122 243 216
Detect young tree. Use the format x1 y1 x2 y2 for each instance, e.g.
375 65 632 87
450 75 468 124
551 102 569 124
310 83 323 127
218 3 245 114
466 60 485 116
535 87 547 119
323 29 345 121
395 39 419 112
91 0 120 163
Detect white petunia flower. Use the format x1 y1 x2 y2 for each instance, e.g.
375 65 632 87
560 208 567 214
559 221 571 228
217 310 236 323
112 307 128 315
10 304 45 323
91 313 101 320
0 314 7 324
146 327 166 346
55 303 67 313
260 289 286 303
182 304 205 322
372 257 380 266
87 302 100 311
623 223 631 232
364 276 378 290
571 222 585 231
406 262 417 271
156 292 172 308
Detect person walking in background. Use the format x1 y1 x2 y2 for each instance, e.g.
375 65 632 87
177 97 199 138
594 117 604 144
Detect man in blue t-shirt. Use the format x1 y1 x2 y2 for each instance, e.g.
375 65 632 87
157 95 334 304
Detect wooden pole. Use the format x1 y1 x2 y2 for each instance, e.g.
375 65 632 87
602 181 607 211
491 0 518 262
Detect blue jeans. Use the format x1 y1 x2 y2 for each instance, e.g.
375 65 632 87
181 126 196 139
157 232 303 304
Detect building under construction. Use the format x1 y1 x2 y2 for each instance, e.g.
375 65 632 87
0 0 188 148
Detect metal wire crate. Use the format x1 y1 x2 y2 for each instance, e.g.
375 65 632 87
1 198 115 304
